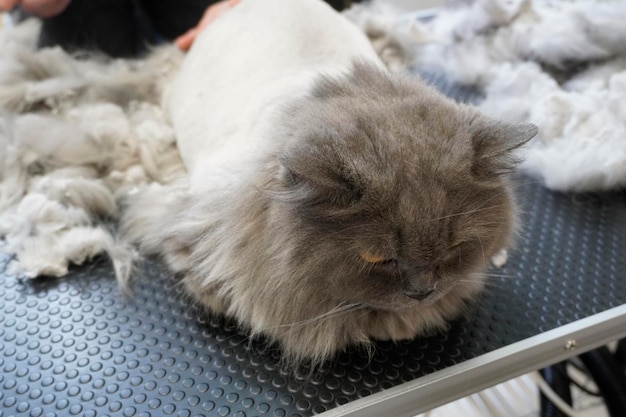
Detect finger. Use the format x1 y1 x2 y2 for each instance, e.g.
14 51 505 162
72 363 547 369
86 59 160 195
196 0 240 30
175 28 198 52
20 0 71 17
174 1 223 51
0 0 19 11
198 1 230 29
175 0 240 51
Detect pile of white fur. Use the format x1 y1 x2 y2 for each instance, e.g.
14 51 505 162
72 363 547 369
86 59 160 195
415 0 626 191
0 20 186 278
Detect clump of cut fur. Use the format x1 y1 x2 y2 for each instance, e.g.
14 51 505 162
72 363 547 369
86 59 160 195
0 19 185 278
343 0 431 73
414 0 626 191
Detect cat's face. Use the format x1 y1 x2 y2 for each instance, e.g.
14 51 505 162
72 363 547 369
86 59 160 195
275 80 536 311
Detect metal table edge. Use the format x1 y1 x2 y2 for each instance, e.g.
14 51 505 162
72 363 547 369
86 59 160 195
319 303 626 417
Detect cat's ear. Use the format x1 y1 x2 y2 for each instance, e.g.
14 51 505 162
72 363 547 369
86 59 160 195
470 117 537 179
277 153 364 207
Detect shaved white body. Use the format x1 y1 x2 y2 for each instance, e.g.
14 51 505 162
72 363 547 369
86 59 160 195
167 0 384 191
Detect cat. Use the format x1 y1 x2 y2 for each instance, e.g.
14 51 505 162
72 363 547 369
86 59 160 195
121 0 537 364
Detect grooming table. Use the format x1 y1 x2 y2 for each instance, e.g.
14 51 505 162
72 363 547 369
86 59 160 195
2 75 626 417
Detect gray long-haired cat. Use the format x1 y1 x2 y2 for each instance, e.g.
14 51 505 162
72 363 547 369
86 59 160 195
122 0 537 363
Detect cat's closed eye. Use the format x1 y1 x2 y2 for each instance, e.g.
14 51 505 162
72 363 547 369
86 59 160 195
359 250 398 273
373 258 397 266
360 250 392 264
448 241 465 251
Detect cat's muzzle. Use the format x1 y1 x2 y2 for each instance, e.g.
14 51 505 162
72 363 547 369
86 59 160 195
403 288 435 301
398 260 439 301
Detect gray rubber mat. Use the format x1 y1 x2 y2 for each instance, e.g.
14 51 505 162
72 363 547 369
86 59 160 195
2 75 626 417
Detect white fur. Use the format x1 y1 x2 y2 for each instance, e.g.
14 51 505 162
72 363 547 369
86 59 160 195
0 20 185 278
415 0 626 191
168 0 384 192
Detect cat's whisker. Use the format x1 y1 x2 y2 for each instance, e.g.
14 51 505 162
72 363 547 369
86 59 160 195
512 178 544 187
424 204 505 222
307 304 370 340
456 279 503 289
429 185 522 223
471 221 508 227
262 302 367 333
280 304 371 340
476 233 487 267
482 273 518 279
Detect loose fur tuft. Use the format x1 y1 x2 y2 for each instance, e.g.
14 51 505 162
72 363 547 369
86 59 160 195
413 0 626 191
0 19 185 278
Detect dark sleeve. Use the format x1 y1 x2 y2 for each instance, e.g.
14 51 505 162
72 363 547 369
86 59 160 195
138 0 361 41
38 0 143 58
37 0 364 57
138 0 219 40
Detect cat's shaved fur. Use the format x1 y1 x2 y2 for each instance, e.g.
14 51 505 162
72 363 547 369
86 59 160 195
122 0 537 363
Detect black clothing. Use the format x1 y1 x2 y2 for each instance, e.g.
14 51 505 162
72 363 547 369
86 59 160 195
36 0 357 58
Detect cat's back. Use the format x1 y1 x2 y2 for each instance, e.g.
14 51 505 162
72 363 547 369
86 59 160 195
167 0 384 190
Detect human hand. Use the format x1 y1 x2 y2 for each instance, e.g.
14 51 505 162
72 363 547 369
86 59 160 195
175 0 241 52
0 0 71 17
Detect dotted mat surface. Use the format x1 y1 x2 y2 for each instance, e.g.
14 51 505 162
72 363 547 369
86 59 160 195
2 78 626 417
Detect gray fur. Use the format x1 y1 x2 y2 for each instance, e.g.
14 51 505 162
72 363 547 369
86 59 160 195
122 63 537 364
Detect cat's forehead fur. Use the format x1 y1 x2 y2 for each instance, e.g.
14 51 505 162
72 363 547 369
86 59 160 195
280 64 492 203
